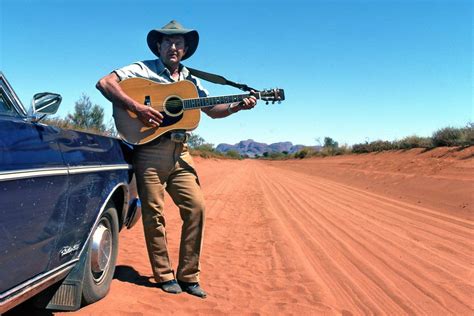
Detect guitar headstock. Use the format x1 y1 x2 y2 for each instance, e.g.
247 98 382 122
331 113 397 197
258 88 285 104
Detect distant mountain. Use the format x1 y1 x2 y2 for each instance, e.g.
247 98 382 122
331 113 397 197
216 139 320 157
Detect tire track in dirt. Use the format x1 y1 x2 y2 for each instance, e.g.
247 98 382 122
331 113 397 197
198 159 333 314
252 160 473 315
265 174 470 313
255 165 416 314
310 185 471 284
273 165 473 268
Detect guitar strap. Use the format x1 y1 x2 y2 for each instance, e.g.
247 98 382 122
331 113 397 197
186 67 257 92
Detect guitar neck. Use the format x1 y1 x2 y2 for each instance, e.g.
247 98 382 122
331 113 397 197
183 92 260 110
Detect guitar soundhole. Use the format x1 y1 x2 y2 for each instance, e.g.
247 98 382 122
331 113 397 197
164 97 184 117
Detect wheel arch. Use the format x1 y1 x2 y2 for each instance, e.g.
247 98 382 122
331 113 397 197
108 183 129 231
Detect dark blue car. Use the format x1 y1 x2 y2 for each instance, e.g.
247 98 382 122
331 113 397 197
0 72 140 313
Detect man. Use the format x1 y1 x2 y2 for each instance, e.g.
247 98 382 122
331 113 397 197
96 20 257 298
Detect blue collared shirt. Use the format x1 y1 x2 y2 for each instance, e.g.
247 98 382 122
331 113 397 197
114 59 209 98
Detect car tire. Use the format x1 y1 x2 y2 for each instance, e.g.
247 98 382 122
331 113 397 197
81 202 119 305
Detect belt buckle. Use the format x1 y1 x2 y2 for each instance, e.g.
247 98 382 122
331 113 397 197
170 131 187 143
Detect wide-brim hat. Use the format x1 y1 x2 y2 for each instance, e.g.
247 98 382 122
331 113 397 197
147 20 199 60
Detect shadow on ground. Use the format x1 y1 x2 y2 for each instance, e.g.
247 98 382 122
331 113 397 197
113 265 156 288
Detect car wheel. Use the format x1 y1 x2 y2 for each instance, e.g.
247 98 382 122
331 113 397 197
81 202 119 305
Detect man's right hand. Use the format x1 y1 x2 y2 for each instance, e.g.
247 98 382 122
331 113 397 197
97 73 163 128
134 104 164 127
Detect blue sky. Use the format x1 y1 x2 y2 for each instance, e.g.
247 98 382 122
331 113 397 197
1 0 472 146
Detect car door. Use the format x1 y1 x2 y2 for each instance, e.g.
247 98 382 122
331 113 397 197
48 128 104 269
0 81 68 294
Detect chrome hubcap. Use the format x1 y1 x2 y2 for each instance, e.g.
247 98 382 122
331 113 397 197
91 222 112 283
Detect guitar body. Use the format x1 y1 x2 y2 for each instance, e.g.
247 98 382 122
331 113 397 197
113 78 201 145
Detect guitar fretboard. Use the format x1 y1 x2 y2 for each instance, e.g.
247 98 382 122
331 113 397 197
183 93 259 110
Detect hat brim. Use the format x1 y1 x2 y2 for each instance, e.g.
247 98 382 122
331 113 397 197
147 29 199 60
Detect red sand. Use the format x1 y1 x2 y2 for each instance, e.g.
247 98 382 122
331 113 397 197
11 147 474 315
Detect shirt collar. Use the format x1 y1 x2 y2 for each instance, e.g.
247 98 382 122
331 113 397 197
156 58 189 81
180 64 190 79
155 58 167 76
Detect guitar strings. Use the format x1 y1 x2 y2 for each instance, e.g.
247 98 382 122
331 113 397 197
139 92 273 111
144 94 254 110
146 100 223 110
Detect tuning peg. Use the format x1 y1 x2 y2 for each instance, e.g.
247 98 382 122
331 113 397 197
265 101 269 105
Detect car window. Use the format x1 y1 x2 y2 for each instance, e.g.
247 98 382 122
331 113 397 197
0 74 26 117
0 94 13 112
0 91 19 117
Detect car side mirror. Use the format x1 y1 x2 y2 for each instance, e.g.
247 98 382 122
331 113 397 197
29 92 62 122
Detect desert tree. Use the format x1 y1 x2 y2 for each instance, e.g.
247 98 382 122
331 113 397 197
67 94 106 132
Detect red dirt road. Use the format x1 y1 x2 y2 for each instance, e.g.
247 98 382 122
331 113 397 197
14 147 474 315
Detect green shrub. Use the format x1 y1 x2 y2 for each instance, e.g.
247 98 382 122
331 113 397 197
370 140 396 152
432 127 464 147
190 142 226 158
295 148 309 159
194 143 215 152
352 143 370 153
225 150 241 159
294 147 316 159
396 135 433 149
43 116 73 129
351 140 396 153
334 144 352 155
459 122 474 146
269 152 287 159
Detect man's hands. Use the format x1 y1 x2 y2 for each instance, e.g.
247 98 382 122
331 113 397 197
133 104 163 127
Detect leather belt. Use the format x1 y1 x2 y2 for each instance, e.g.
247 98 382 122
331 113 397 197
142 131 187 146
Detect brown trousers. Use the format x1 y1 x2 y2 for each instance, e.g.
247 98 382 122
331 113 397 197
133 137 205 283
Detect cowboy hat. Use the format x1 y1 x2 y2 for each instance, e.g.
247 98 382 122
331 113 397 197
147 20 199 60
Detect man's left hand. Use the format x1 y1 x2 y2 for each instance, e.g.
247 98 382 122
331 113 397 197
239 95 257 110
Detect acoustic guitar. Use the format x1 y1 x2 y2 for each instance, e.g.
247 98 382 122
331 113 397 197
113 77 285 145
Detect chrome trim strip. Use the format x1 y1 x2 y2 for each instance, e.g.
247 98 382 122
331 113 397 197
68 164 132 175
0 167 68 181
0 259 77 313
0 164 132 182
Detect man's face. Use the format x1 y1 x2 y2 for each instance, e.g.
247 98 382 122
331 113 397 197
157 35 187 67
